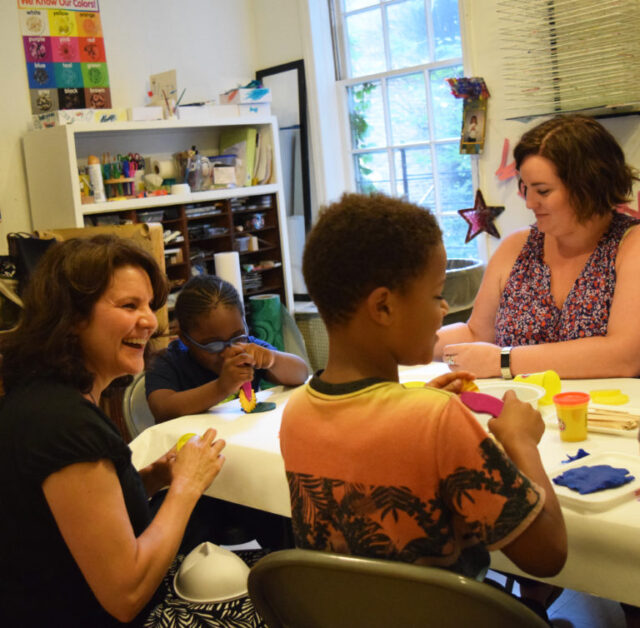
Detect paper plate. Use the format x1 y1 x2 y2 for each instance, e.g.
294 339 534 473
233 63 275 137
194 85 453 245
476 381 545 408
548 452 640 512
173 542 250 603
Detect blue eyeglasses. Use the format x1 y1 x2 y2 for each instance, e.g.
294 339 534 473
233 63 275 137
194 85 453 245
182 330 249 354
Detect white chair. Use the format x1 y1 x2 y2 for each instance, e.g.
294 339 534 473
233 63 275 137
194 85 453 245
122 373 156 439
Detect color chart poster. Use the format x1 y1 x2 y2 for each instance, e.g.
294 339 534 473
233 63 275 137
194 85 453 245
18 0 111 113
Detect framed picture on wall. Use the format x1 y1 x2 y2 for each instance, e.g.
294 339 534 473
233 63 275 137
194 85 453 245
256 60 312 298
256 60 311 233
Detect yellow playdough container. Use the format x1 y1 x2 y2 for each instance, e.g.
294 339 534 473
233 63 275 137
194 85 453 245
553 392 589 442
514 370 561 405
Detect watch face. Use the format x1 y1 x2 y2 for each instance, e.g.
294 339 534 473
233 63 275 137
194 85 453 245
500 347 512 378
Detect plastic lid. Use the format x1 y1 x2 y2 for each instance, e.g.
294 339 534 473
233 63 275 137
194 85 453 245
553 392 590 406
173 542 249 603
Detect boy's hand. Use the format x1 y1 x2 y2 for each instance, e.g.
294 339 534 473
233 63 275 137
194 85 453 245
236 342 276 370
217 346 255 397
487 390 545 447
427 370 476 393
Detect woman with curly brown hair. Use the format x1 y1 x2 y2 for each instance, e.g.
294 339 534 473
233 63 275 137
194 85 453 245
436 115 640 379
0 235 226 627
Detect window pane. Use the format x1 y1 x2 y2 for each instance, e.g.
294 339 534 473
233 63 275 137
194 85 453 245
348 81 386 149
387 0 429 70
388 73 428 145
345 8 386 76
354 151 391 195
435 142 473 213
393 147 434 208
439 213 479 260
344 0 377 11
430 65 463 140
432 0 462 60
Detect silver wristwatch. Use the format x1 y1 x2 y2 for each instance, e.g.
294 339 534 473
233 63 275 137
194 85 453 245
500 346 513 379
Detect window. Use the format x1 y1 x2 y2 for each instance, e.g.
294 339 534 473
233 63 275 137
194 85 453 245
332 0 476 259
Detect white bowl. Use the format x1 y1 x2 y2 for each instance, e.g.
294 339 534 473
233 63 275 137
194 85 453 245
476 381 545 408
173 542 250 603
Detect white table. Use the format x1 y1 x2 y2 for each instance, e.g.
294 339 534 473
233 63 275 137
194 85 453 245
130 364 640 606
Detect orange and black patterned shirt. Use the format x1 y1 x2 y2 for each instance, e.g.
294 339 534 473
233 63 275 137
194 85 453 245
280 376 544 579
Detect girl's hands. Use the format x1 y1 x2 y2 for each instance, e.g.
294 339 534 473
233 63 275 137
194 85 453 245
427 370 477 393
171 428 226 497
236 342 275 370
217 345 256 397
216 343 275 398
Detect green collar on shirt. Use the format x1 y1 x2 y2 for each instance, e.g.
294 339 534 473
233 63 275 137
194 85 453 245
309 371 388 396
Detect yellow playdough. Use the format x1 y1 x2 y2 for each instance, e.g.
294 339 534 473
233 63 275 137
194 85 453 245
589 389 630 405
176 432 197 452
239 386 257 413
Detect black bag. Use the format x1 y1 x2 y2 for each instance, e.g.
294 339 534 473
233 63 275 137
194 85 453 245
7 232 57 294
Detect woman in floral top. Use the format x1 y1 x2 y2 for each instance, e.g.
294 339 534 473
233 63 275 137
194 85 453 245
435 115 640 379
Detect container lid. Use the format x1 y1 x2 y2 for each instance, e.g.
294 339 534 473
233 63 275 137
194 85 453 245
173 542 249 603
553 392 590 406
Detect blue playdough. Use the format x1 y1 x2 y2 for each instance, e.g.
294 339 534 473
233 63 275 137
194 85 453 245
553 465 634 495
562 448 590 464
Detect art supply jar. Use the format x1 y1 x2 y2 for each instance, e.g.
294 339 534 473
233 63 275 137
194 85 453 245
553 392 589 442
234 235 251 252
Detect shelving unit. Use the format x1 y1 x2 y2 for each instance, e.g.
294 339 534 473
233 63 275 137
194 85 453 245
22 117 294 311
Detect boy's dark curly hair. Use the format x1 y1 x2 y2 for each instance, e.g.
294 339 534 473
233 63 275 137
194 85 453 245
303 193 442 328
514 115 639 222
1 234 168 394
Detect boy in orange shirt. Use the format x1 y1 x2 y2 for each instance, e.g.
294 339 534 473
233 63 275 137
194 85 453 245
280 193 566 613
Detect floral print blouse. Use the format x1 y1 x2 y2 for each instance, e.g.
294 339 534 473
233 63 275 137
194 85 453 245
495 212 639 347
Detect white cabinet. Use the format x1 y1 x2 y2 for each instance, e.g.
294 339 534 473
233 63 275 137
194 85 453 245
23 117 294 310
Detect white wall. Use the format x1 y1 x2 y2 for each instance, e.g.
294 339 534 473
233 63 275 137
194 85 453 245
252 0 304 71
461 0 640 260
0 0 257 252
4 0 639 256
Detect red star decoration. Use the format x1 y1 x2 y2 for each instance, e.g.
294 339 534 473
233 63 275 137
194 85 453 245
458 190 505 243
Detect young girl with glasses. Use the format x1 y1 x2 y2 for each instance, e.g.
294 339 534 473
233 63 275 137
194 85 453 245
146 274 308 422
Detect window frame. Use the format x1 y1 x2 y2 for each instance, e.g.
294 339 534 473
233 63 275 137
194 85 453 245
330 0 479 259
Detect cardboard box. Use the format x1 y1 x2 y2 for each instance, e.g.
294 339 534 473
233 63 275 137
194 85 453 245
220 87 272 105
128 106 164 121
32 108 94 129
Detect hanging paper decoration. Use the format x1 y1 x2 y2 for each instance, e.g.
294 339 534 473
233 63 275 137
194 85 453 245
616 192 640 219
458 190 504 243
495 138 517 181
446 77 490 155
